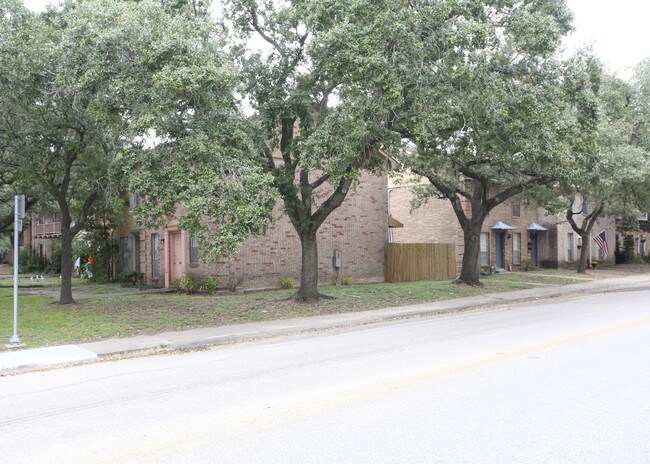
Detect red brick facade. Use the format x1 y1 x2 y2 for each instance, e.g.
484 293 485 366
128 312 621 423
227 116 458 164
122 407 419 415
389 183 615 273
131 172 388 290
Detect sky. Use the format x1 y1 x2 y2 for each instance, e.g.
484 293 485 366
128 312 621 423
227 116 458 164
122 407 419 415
21 0 650 80
564 0 650 79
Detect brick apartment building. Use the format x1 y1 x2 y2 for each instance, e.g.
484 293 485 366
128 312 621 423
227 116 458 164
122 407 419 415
617 212 649 259
388 176 616 274
116 172 389 290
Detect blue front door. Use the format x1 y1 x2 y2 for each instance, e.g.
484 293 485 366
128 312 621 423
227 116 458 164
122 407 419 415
495 232 505 269
531 235 539 266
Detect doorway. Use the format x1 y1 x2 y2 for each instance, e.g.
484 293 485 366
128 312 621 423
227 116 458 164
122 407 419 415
530 234 539 266
168 231 184 283
495 232 506 269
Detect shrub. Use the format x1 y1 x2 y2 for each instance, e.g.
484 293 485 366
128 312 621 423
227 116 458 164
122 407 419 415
49 243 62 273
331 274 339 286
89 275 110 284
118 271 144 286
200 276 218 294
341 274 351 285
522 259 537 272
173 276 199 294
279 275 294 289
18 249 48 273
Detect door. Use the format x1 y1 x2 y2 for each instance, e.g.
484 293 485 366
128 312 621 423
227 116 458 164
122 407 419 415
495 232 505 269
169 232 184 283
530 235 539 266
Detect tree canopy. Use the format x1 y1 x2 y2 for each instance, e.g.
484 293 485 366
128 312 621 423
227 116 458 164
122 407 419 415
223 0 403 299
1 0 276 302
390 0 581 284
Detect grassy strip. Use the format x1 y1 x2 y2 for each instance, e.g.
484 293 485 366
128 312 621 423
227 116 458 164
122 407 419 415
482 273 590 285
0 276 577 350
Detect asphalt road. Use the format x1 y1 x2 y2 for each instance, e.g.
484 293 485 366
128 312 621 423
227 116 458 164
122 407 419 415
1 290 649 463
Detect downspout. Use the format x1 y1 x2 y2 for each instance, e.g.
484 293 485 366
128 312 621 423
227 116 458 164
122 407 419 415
387 188 394 243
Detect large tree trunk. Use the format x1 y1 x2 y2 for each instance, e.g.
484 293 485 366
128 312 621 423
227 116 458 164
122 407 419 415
566 201 603 275
59 226 75 304
297 230 319 301
576 232 590 274
457 220 484 286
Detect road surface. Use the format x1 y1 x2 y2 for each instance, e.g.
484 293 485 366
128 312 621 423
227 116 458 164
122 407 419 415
1 290 649 463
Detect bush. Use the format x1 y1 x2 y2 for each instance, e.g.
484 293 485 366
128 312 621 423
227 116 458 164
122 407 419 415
341 274 351 285
117 271 144 286
331 274 339 286
89 275 110 284
200 276 218 294
279 275 294 289
48 243 62 273
522 259 537 272
173 276 199 294
19 249 48 273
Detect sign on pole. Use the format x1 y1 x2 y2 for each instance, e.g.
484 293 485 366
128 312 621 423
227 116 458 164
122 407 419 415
10 194 25 345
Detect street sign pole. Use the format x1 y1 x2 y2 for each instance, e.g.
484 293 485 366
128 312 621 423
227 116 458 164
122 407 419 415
9 194 24 346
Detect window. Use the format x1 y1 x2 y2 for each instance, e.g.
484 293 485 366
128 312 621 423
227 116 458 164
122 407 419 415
638 236 646 257
639 213 649 221
480 233 490 266
119 236 132 272
132 232 141 273
513 233 521 265
567 233 574 262
511 201 521 218
190 236 199 264
129 193 140 209
582 195 589 215
151 234 159 279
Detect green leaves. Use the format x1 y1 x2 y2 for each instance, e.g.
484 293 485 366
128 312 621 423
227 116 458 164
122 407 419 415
225 0 403 221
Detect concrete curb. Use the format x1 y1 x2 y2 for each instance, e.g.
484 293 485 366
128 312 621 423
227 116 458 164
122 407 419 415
3 274 650 374
76 276 650 354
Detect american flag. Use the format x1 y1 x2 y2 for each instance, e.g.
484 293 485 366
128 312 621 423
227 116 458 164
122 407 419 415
593 231 609 258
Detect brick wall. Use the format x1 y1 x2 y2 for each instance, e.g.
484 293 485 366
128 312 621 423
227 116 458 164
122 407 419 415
554 217 616 268
140 172 388 290
388 182 564 273
389 186 458 244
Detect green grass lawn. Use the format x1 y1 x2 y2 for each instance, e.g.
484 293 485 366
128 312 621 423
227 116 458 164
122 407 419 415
481 272 589 285
0 273 586 350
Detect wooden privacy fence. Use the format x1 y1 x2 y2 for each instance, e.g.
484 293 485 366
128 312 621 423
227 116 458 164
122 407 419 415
385 243 456 283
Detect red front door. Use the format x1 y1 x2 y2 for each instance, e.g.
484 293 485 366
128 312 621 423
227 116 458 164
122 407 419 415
169 231 184 283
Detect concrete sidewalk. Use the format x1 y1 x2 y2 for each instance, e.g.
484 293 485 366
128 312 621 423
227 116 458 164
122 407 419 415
3 273 650 374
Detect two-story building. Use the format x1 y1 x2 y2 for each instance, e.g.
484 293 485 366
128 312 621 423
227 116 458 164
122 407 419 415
389 177 616 274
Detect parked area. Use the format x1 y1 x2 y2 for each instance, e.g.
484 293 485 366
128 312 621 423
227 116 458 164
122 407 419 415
3 264 648 351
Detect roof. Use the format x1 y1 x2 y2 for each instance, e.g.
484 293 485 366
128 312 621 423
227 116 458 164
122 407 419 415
491 221 515 230
388 216 404 228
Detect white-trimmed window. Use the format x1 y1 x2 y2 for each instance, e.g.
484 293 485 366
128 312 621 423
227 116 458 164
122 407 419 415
119 236 132 272
129 193 140 209
513 233 521 265
190 236 199 264
638 236 647 257
512 201 521 218
151 233 159 279
480 233 490 266
567 233 575 262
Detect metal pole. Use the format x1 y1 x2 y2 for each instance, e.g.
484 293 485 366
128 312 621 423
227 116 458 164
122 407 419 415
10 195 20 345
